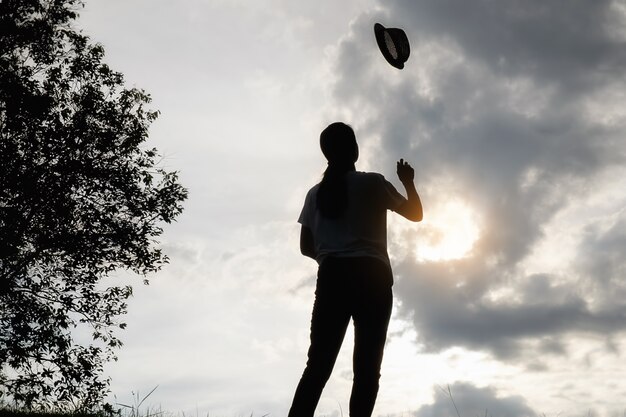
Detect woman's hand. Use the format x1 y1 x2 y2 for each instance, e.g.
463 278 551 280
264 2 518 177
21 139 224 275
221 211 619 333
396 158 414 184
395 158 422 222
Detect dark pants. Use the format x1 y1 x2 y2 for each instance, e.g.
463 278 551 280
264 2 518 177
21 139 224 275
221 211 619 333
288 256 393 417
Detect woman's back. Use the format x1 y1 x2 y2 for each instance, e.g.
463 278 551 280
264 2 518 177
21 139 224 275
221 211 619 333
298 171 406 266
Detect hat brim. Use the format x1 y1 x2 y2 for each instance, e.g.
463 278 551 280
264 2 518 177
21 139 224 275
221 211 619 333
374 23 408 70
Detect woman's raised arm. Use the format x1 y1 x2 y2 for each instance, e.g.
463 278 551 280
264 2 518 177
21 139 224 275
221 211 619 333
395 159 423 222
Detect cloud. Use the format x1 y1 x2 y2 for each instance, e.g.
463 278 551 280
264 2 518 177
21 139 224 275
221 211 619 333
389 0 626 94
325 0 626 361
577 211 626 304
103 220 315 416
414 382 535 417
394 262 626 359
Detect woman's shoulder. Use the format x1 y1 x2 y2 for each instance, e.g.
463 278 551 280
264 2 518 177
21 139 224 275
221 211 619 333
347 171 389 193
305 182 321 197
349 171 386 182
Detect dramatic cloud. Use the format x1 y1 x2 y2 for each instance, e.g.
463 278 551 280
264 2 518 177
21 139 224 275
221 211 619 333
414 382 534 417
390 0 626 93
327 0 626 363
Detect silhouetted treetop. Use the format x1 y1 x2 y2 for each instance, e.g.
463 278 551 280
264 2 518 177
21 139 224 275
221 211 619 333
0 0 188 410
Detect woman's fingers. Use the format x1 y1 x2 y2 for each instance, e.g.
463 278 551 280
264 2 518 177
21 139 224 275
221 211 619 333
397 159 414 182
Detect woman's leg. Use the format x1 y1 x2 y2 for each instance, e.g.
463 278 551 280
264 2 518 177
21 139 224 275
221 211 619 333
288 258 351 417
349 259 393 417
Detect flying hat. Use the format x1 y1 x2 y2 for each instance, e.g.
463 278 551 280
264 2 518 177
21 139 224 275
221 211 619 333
374 22 410 70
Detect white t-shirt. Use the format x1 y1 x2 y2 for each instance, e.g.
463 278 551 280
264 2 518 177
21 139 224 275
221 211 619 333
298 171 407 266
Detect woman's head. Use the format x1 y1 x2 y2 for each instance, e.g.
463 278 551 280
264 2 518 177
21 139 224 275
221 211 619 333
320 122 358 165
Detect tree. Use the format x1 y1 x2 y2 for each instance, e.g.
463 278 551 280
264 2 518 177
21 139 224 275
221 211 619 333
0 0 188 410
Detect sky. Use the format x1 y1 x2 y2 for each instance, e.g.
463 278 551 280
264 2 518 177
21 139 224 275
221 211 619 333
75 1 626 416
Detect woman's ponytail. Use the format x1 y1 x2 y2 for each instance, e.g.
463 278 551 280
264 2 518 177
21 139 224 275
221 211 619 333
316 123 358 219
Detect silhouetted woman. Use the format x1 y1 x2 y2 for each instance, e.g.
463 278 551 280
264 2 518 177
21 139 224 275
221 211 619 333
289 122 422 417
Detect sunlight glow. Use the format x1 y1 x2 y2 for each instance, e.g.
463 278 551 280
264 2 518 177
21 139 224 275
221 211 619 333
415 199 481 262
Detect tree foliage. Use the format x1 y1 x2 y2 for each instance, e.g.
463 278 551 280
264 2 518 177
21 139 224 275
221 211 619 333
0 0 187 409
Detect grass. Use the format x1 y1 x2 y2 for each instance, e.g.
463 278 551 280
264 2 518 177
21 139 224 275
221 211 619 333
0 385 164 417
0 407 167 417
0 410 114 417
4 384 611 417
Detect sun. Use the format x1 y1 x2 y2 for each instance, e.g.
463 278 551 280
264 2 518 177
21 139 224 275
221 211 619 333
413 198 481 262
